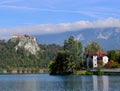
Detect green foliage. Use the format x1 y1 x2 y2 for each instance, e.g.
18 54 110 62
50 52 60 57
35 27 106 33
105 60 120 68
76 70 86 75
49 36 83 75
107 50 120 63
39 44 62 68
85 70 93 75
98 60 103 67
63 36 83 69
106 50 120 68
85 41 102 54
88 61 93 68
1 36 120 74
0 40 62 70
49 51 75 75
96 67 103 75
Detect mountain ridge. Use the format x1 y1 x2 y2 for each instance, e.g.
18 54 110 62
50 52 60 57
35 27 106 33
36 27 120 50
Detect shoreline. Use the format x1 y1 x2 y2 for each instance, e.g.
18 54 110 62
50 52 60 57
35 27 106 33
91 68 120 75
75 68 120 75
0 68 49 74
0 68 120 75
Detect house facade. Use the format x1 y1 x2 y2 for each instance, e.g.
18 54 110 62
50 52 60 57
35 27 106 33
86 50 109 68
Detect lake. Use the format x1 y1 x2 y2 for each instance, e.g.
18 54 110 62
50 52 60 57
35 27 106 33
0 74 120 91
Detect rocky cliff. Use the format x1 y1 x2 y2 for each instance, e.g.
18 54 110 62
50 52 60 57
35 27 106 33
11 34 40 55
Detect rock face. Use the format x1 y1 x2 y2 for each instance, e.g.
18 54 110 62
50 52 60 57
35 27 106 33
11 34 40 55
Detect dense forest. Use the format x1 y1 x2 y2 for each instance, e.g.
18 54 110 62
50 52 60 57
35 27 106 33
0 36 120 74
49 36 120 75
0 39 62 71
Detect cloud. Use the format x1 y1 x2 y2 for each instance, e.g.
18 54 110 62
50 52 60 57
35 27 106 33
0 4 91 18
0 5 38 10
0 18 120 40
0 1 119 19
0 4 94 16
0 0 18 4
0 0 120 20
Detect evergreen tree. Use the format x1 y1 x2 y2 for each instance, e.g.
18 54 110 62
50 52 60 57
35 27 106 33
49 36 83 75
64 36 83 69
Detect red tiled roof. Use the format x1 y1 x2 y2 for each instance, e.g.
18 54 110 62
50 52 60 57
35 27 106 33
88 50 107 57
12 34 24 37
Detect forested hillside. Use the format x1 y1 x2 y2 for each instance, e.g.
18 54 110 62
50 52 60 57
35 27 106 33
0 39 62 70
1 35 120 74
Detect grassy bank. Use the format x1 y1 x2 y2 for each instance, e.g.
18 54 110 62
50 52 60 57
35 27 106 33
75 68 120 75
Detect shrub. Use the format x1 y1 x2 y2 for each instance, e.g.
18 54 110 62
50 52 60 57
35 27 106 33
105 60 120 68
104 61 112 68
98 60 103 67
96 67 103 75
85 70 93 75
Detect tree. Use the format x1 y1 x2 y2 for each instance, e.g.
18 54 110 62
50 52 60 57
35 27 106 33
49 51 75 75
0 39 62 69
107 50 117 62
63 36 83 69
107 50 120 63
85 41 102 55
49 36 83 75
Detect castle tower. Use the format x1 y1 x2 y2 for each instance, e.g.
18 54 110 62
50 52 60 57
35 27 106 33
33 37 37 41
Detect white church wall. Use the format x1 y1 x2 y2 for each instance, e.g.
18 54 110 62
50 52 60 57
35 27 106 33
102 56 109 65
93 56 98 68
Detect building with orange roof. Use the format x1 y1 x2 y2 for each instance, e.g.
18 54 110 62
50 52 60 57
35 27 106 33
12 34 25 38
86 50 108 68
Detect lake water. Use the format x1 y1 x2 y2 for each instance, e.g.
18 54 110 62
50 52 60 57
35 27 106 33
0 74 120 91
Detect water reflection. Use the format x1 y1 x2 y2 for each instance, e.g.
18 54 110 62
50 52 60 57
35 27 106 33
103 76 109 91
93 76 98 91
92 75 109 91
0 74 119 91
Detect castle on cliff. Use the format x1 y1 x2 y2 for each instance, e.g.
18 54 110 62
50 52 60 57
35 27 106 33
12 34 36 41
11 34 39 55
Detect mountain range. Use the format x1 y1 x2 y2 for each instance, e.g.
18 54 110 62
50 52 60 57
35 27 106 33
36 27 120 50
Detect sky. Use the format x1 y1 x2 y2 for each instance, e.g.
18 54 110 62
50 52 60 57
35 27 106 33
0 0 120 39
